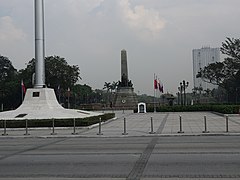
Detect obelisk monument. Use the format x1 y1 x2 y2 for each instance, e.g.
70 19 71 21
114 50 138 109
121 50 128 87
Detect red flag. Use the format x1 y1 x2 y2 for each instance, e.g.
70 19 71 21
154 79 158 89
158 79 164 93
160 84 164 93
158 79 160 91
21 80 26 94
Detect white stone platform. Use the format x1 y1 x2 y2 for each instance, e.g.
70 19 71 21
0 88 102 120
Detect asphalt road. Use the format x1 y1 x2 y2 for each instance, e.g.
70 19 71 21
0 136 240 179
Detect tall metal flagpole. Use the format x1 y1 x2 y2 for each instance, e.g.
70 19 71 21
154 73 156 112
34 0 45 88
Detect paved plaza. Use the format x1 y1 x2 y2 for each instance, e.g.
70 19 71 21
1 111 240 137
1 111 240 179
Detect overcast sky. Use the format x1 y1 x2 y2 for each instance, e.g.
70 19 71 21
0 0 239 95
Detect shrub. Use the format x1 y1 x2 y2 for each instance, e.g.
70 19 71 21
134 105 240 114
0 113 115 128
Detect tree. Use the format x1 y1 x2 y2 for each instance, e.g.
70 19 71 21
110 81 118 93
72 84 92 105
221 37 240 61
19 55 81 90
0 55 17 83
103 82 111 92
0 55 21 110
197 37 240 103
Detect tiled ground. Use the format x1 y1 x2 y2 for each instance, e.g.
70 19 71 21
1 111 240 137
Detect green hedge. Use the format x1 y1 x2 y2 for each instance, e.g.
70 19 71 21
0 113 115 128
134 105 240 114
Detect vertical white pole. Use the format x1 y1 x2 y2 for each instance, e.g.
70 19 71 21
154 73 156 112
34 0 45 88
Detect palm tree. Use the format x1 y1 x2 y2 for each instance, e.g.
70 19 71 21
103 82 111 92
110 81 118 92
103 82 111 106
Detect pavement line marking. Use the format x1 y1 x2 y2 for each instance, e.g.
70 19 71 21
0 138 66 161
143 174 240 178
127 113 169 180
156 113 169 134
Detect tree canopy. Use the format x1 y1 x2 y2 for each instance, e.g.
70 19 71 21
0 55 21 109
19 55 81 90
0 55 85 110
0 55 17 83
197 37 240 102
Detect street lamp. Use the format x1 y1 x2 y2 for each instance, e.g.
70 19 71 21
177 92 180 105
183 80 189 105
178 80 189 106
178 84 183 106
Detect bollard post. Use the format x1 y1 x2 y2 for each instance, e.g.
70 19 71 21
24 119 30 135
178 115 184 133
2 120 8 136
72 118 78 135
149 117 155 134
202 115 209 133
97 117 103 135
51 118 57 135
122 117 128 135
226 115 229 133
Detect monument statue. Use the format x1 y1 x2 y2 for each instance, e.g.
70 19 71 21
118 50 134 88
114 50 138 109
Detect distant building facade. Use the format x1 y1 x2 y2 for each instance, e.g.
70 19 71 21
193 47 220 90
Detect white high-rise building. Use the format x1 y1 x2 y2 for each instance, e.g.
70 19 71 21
193 47 220 90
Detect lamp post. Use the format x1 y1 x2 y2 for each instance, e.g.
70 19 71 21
183 80 189 105
177 92 180 105
178 85 183 106
178 80 189 106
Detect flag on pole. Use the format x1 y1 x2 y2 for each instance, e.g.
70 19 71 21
160 84 164 93
153 74 157 112
157 79 164 93
21 80 26 102
154 79 158 89
21 80 26 94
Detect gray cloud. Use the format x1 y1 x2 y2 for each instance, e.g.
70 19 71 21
0 16 26 41
0 0 240 95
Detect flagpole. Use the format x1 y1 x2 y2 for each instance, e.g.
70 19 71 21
154 73 156 112
157 79 160 105
67 87 70 109
58 85 61 104
22 84 24 103
21 84 23 103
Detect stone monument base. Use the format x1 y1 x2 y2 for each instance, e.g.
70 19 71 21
114 87 138 109
0 88 102 120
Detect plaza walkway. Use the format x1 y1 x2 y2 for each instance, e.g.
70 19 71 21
1 111 240 137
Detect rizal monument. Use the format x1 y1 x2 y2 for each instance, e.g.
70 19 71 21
113 50 138 109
